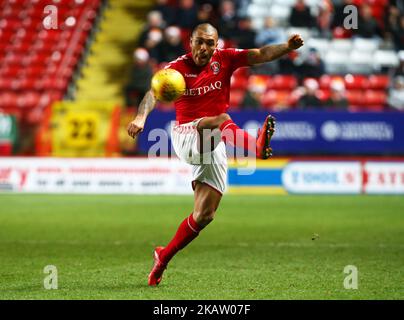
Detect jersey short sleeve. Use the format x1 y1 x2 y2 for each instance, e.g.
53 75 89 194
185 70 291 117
221 48 250 72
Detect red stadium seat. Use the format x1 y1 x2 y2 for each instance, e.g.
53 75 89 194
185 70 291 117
269 75 297 90
333 27 352 39
0 91 19 108
0 78 13 90
316 89 331 101
344 74 369 90
261 90 277 108
319 75 332 89
0 0 100 133
368 75 390 90
364 90 387 106
18 91 41 109
261 90 292 109
346 90 364 106
319 75 344 89
248 75 270 93
229 89 246 108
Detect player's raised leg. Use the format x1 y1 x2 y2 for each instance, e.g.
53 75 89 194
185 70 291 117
148 182 222 286
197 113 276 159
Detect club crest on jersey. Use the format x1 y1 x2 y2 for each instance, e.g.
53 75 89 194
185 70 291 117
210 61 221 75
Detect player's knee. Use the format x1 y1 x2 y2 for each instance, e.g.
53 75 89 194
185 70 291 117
217 113 231 126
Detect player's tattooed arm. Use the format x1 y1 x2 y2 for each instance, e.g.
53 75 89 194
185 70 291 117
127 90 157 138
247 34 304 65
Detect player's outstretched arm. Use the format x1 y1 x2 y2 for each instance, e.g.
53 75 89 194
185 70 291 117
247 34 304 66
127 90 157 139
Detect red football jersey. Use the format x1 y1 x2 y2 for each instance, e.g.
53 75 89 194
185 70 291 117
165 48 249 124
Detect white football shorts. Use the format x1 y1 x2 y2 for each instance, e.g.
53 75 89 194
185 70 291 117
171 118 227 195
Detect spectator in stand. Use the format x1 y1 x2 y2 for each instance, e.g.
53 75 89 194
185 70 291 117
384 6 402 50
324 80 349 109
315 0 333 38
138 11 166 47
393 51 404 77
218 0 239 41
234 0 250 18
353 4 383 39
154 0 177 26
289 0 315 28
144 28 164 64
278 51 299 75
176 0 199 30
233 17 256 49
297 78 323 109
197 3 217 26
255 17 286 47
241 76 266 110
399 15 404 51
157 26 186 63
124 48 153 107
388 76 404 111
297 48 325 80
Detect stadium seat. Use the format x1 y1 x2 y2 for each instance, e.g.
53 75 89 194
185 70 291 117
325 51 350 74
247 3 270 18
330 39 353 53
352 38 379 53
247 75 269 94
269 75 297 90
344 74 369 90
368 75 390 90
0 0 102 128
316 89 331 101
319 75 344 89
18 91 41 109
272 0 295 6
305 0 323 6
229 89 246 108
332 26 352 39
306 38 329 58
373 50 400 71
268 4 291 21
346 90 364 106
347 51 374 74
364 90 387 106
261 90 292 110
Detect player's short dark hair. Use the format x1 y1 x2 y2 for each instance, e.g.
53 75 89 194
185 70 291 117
191 23 218 38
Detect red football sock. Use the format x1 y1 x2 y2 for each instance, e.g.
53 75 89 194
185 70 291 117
159 213 203 264
220 119 256 156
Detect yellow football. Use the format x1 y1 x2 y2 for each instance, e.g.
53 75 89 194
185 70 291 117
151 68 186 102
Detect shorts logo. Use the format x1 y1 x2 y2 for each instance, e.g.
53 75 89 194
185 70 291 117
210 61 220 75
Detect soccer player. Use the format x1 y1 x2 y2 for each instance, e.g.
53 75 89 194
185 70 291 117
127 23 303 286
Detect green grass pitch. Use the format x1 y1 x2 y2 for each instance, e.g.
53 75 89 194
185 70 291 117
0 194 403 300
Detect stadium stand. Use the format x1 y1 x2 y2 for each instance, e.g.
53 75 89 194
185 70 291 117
0 0 104 123
126 0 403 113
1 0 403 155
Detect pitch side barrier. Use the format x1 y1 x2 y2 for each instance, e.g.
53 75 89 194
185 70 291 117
0 157 403 195
137 110 404 156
